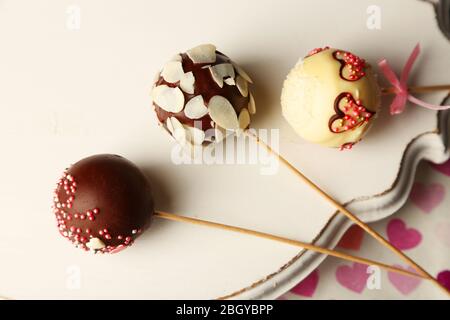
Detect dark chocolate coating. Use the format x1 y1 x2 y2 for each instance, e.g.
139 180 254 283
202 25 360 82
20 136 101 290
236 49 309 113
53 154 154 253
154 51 250 133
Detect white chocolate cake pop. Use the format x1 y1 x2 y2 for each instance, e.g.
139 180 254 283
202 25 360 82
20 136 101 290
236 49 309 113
151 44 255 146
281 47 380 149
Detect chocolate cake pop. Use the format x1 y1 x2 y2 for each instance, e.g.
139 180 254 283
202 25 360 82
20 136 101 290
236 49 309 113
49 156 440 284
52 154 154 253
49 154 426 277
281 47 381 149
151 44 256 146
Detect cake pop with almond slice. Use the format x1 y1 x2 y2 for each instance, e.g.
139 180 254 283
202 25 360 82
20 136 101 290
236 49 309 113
151 44 255 147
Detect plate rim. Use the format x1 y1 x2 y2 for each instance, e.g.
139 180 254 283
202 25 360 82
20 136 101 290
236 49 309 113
221 97 450 300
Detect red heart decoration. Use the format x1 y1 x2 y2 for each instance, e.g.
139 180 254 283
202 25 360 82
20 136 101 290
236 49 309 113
430 159 450 177
329 92 375 134
386 218 422 250
333 50 367 81
291 269 319 297
338 225 364 250
409 182 445 213
437 270 450 291
388 265 422 295
335 263 370 294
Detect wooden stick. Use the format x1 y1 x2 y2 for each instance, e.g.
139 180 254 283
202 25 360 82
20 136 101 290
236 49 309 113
154 211 424 279
382 84 450 95
247 131 450 296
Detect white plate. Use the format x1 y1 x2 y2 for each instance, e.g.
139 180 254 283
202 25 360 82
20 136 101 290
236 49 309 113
0 0 449 299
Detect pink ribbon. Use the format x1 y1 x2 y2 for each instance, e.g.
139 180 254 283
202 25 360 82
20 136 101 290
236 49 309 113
378 43 450 115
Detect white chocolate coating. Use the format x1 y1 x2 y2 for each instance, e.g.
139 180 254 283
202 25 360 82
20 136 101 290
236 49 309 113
281 48 380 148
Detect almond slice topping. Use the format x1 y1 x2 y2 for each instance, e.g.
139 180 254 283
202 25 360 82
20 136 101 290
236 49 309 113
236 75 249 97
234 64 253 83
209 63 235 88
248 93 256 114
208 96 239 130
152 85 185 113
238 108 251 129
186 44 217 64
184 95 208 119
161 61 185 83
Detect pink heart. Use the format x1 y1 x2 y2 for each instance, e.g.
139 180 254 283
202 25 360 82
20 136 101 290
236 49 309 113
387 219 422 250
338 225 364 250
435 222 450 248
291 269 319 297
336 263 369 294
409 182 445 213
388 265 422 295
430 159 450 177
437 270 450 291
